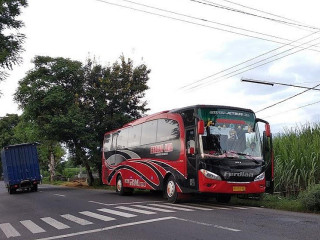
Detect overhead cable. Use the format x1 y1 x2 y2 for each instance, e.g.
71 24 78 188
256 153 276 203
192 0 319 31
256 82 320 113
261 99 320 118
93 0 320 51
180 31 320 91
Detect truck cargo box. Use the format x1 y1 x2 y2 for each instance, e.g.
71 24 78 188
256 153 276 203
1 143 41 194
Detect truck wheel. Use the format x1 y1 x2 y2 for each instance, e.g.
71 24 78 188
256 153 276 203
33 184 38 192
165 175 178 203
9 188 16 194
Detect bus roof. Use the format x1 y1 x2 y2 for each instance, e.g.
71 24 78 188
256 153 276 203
169 104 254 114
123 105 254 127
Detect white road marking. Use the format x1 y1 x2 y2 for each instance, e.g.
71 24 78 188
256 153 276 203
115 206 156 215
61 214 93 226
233 206 249 210
149 203 194 211
53 194 65 197
34 217 176 240
164 203 213 211
176 218 241 232
0 223 21 238
97 208 137 218
195 203 231 210
88 200 164 206
41 217 70 230
20 220 46 234
131 205 176 212
79 211 115 222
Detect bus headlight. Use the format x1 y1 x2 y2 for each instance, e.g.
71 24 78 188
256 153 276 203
200 169 222 181
254 172 265 181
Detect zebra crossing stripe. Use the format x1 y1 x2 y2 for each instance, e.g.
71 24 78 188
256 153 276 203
20 220 46 234
97 208 137 218
0 223 21 238
61 214 93 226
115 206 156 215
196 204 231 210
79 211 115 222
41 217 70 230
149 203 195 211
165 203 213 211
131 205 176 213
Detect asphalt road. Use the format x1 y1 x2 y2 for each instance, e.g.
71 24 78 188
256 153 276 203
0 181 320 240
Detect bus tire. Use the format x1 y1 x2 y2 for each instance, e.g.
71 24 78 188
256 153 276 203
116 175 125 195
165 175 178 203
216 194 231 203
116 175 133 196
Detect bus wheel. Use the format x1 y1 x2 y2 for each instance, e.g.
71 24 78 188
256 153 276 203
116 176 125 195
165 175 178 203
216 194 231 203
116 176 133 196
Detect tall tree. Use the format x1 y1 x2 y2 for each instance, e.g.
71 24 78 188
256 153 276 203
82 56 150 183
0 114 20 175
14 55 150 185
13 118 65 176
0 0 28 92
15 56 84 181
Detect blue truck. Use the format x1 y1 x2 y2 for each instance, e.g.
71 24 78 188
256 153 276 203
1 143 41 194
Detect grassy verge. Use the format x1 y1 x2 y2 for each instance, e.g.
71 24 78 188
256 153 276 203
231 194 305 212
42 179 115 190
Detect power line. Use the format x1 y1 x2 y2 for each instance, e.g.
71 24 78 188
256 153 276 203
256 82 320 113
191 0 319 31
261 99 320 119
193 38 320 91
216 0 308 25
181 31 320 91
94 0 320 52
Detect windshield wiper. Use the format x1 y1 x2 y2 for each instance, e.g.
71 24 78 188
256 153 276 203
226 151 262 164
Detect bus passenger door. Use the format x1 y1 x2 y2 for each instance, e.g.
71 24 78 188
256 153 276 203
263 124 274 194
186 128 198 191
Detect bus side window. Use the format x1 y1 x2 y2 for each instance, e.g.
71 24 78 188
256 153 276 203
157 119 180 142
117 128 129 150
141 120 157 145
180 109 195 127
128 125 142 148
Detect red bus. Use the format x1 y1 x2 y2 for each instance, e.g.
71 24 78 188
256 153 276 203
102 105 274 203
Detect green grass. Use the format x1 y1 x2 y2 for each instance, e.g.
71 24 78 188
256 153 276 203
232 194 305 212
273 122 320 196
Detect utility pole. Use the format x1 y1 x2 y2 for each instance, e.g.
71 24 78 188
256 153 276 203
241 78 320 91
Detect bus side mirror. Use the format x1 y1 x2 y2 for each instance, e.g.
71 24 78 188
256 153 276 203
198 120 205 135
265 124 271 137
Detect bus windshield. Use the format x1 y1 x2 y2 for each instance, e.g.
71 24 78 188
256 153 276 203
198 108 262 159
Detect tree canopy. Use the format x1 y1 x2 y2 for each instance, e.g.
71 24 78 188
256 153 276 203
0 0 28 92
14 55 150 185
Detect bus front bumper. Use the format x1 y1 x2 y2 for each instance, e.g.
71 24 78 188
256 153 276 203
198 172 266 194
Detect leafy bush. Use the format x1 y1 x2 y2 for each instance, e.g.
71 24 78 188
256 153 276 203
62 168 80 178
300 184 320 212
273 122 320 195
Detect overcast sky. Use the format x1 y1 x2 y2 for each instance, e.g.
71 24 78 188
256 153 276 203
1 0 320 133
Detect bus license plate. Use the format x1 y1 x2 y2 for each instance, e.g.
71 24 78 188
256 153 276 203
233 186 246 192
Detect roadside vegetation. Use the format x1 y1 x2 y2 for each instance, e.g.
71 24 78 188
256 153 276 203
234 122 320 213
